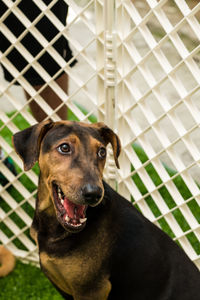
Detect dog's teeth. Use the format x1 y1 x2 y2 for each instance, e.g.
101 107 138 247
79 218 87 224
65 215 70 222
73 223 82 227
61 199 64 205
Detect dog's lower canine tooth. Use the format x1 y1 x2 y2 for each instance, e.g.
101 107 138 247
61 199 64 205
65 215 70 222
80 218 87 223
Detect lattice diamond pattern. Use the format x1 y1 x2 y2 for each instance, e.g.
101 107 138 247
117 0 200 268
0 0 103 264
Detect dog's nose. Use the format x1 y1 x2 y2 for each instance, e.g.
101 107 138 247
81 184 102 205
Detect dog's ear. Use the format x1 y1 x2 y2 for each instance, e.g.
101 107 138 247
95 122 121 169
12 120 53 171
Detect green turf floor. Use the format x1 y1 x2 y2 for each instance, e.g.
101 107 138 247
0 260 62 300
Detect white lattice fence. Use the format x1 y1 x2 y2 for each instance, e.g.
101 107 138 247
0 0 200 269
116 0 200 268
0 0 103 264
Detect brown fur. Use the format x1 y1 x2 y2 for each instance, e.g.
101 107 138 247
38 132 107 211
0 246 15 277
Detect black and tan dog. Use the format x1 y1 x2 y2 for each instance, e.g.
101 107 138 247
13 120 200 300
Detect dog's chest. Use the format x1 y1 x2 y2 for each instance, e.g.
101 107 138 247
40 251 96 295
39 229 111 295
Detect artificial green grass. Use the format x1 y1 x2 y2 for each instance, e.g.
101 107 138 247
0 108 200 298
0 261 62 300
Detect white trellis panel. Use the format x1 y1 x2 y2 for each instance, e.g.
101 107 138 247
0 0 103 264
0 0 200 269
116 0 200 269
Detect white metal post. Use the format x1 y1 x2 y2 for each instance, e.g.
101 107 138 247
103 0 117 187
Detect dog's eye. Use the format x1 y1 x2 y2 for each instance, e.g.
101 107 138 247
98 147 106 159
58 143 71 155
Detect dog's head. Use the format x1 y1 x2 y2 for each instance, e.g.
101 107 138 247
13 120 121 232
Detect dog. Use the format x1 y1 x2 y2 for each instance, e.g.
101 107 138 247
0 245 15 277
13 120 200 300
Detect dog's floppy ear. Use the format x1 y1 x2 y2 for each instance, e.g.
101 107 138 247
95 122 121 169
12 120 53 171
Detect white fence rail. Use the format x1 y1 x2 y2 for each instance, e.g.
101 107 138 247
0 0 200 269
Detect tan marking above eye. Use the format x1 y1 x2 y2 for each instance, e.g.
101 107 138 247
89 136 104 150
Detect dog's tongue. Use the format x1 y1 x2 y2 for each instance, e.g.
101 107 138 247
63 197 85 219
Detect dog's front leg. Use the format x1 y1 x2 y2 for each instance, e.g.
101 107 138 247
74 279 111 300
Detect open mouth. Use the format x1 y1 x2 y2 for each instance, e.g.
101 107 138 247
52 183 87 231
